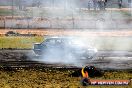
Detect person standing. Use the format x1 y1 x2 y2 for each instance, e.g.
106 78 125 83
128 0 132 7
87 0 92 10
97 0 102 10
97 0 105 10
93 0 98 10
104 0 107 9
118 0 122 8
102 0 106 10
128 0 132 16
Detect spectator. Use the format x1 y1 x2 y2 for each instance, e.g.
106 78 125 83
118 0 122 8
97 0 105 10
102 0 106 10
87 0 92 10
97 0 102 10
104 0 108 9
128 0 132 3
93 0 98 10
128 0 132 8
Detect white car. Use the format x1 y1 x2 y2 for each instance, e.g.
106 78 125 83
33 37 97 59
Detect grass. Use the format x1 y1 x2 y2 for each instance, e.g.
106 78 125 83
1 36 132 51
0 68 131 88
0 36 43 49
0 9 13 16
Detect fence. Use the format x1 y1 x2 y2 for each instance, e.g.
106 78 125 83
0 17 131 29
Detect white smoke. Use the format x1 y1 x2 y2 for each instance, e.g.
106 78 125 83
31 36 98 67
20 0 132 68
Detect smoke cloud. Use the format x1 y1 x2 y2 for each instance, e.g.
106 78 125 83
31 37 97 67
1 0 132 68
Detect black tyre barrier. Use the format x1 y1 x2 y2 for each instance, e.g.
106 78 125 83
70 66 103 78
81 78 91 86
84 66 103 77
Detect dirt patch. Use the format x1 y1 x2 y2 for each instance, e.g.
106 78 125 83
1 29 132 36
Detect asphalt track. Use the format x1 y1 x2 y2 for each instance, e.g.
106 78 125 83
0 50 132 70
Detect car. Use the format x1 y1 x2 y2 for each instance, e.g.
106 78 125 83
33 37 97 60
5 31 20 36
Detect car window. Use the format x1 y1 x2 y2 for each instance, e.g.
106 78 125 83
69 39 81 45
42 39 56 45
55 39 62 44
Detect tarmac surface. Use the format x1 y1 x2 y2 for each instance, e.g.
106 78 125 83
0 50 132 70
